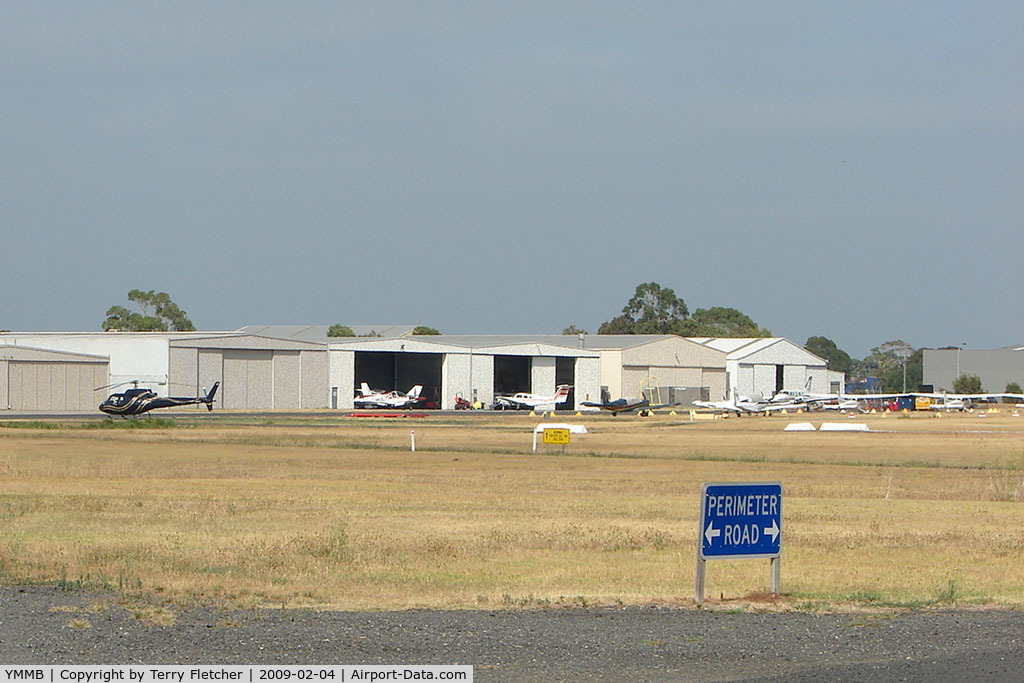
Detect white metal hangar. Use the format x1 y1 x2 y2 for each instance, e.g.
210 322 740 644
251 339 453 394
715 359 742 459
0 331 182 391
169 335 329 410
690 337 838 399
327 335 601 411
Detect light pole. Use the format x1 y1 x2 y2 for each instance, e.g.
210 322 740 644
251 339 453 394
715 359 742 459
955 342 966 388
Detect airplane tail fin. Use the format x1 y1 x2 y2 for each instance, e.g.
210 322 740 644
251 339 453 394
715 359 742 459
408 385 423 399
204 382 220 411
554 384 571 403
359 382 371 396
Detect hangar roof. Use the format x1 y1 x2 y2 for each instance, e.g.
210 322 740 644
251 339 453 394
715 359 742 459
690 337 779 354
0 344 108 363
405 334 686 351
170 334 326 351
328 335 598 357
691 337 826 365
238 325 418 342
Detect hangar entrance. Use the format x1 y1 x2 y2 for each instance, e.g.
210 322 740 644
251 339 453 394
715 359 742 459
354 351 443 407
494 355 531 395
556 357 576 408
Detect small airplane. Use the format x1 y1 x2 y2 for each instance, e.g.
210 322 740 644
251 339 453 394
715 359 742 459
768 377 838 404
693 387 807 415
494 385 571 410
581 396 678 416
99 381 219 417
692 389 761 415
354 382 424 409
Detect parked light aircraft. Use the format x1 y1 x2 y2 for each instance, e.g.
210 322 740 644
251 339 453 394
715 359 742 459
494 385 571 410
692 389 802 415
769 377 840 404
99 381 219 417
691 393 747 414
580 396 677 416
354 383 424 409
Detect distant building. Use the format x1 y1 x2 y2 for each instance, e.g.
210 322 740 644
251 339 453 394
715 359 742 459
923 346 1024 392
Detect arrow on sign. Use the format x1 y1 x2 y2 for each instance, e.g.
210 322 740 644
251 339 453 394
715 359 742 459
764 519 780 543
704 521 721 545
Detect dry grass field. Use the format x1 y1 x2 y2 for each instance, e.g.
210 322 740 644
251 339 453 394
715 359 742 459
1 409 1022 611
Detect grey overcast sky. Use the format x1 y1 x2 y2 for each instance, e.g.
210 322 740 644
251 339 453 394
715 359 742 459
1 2 1021 358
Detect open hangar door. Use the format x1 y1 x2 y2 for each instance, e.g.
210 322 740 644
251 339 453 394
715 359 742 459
493 355 531 396
556 356 576 408
353 351 443 407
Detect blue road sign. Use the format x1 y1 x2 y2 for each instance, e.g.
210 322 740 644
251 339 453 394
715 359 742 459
700 482 782 559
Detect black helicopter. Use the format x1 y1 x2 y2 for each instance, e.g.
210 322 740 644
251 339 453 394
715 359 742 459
98 380 220 417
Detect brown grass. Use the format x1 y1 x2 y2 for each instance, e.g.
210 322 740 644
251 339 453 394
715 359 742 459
1 410 1022 610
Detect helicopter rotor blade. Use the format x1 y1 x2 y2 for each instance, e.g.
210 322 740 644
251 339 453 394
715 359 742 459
95 380 132 392
93 379 165 392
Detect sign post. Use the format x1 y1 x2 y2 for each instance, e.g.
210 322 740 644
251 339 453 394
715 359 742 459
695 481 782 606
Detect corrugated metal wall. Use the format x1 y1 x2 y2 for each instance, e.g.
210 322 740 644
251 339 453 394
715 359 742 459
300 350 327 409
223 350 273 409
4 361 108 411
170 345 329 410
273 352 300 409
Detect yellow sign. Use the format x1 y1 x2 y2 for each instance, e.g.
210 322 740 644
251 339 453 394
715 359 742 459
542 428 571 445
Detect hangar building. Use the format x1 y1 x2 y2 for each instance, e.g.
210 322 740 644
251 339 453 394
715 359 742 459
571 335 727 402
0 329 835 412
170 335 329 410
692 337 840 399
328 335 601 411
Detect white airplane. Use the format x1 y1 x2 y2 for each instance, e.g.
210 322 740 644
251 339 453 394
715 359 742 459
818 397 866 412
692 389 798 415
929 397 971 412
692 394 746 414
769 377 842 405
769 377 810 402
354 383 424 409
494 385 572 410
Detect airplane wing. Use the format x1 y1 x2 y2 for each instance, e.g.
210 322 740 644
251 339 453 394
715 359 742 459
581 399 654 414
840 393 914 401
758 400 808 412
944 393 1024 401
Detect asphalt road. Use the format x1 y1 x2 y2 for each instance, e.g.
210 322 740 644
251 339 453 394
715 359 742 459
2 587 1023 681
